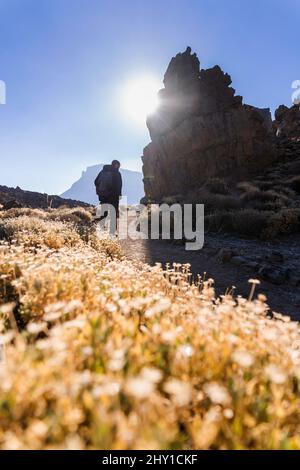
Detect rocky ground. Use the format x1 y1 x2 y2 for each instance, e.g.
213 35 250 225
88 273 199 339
121 231 300 321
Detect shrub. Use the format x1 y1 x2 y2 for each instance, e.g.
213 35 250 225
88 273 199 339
206 209 271 237
242 188 284 204
287 176 300 194
262 208 300 239
0 216 83 249
272 186 295 199
236 182 259 194
199 191 242 213
255 180 275 191
47 207 93 223
0 208 46 220
203 178 229 195
161 195 183 205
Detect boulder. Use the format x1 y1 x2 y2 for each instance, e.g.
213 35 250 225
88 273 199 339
217 248 234 263
230 256 246 267
258 266 287 285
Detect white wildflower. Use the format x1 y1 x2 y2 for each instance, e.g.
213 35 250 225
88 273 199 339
265 364 287 384
177 344 194 358
204 383 231 406
262 328 278 341
29 420 48 439
27 322 47 335
125 377 155 399
227 334 239 345
140 367 162 383
0 331 15 344
231 350 254 368
93 382 120 398
145 298 171 318
63 319 85 329
223 408 234 419
164 379 191 406
81 346 93 357
108 349 125 371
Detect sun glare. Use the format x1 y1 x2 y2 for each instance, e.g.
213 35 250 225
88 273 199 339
121 76 161 125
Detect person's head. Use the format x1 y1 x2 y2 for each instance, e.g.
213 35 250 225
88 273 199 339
111 159 120 170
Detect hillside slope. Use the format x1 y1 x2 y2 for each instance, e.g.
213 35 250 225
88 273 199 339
0 185 89 210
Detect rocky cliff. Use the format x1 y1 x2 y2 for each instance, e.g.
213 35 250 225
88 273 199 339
274 104 300 140
142 47 276 202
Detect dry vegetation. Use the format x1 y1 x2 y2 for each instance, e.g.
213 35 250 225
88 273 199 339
202 159 300 238
161 149 300 239
1 207 300 449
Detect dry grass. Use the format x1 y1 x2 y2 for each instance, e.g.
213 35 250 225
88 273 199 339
47 207 93 223
206 208 300 239
205 209 271 237
262 208 300 239
0 207 47 220
198 191 242 213
200 158 300 237
203 178 230 195
1 208 300 449
0 216 83 249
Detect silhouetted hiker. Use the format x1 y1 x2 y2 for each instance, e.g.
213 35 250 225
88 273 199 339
94 160 122 227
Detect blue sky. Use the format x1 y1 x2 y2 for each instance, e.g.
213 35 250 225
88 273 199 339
0 0 299 194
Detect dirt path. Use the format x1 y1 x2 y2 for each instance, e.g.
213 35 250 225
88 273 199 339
120 232 300 321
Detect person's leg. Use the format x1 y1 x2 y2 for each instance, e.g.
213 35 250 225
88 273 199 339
110 198 119 235
94 197 109 223
99 210 108 222
111 202 119 221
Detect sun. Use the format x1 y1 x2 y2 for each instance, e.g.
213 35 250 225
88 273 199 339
121 75 161 125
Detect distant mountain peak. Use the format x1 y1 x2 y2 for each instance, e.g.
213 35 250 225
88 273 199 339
61 164 144 205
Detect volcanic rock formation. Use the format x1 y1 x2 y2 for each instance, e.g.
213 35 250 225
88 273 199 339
142 47 276 202
274 104 300 140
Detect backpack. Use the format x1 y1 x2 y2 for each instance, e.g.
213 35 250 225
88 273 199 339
94 170 113 198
